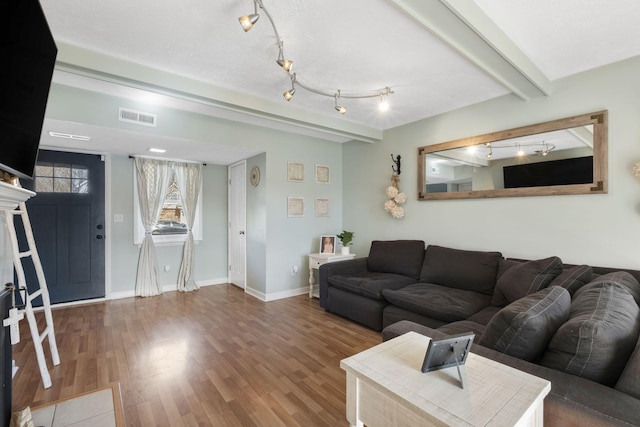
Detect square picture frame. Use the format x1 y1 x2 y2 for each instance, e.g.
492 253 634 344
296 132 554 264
315 198 330 217
315 164 330 184
320 235 336 254
287 161 304 182
287 196 304 217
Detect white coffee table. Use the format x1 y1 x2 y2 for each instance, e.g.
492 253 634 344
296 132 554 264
340 331 550 427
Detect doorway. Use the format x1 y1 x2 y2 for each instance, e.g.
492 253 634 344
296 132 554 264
228 161 246 289
17 150 105 304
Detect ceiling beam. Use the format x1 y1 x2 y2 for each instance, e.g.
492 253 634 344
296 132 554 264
389 0 552 101
53 42 383 144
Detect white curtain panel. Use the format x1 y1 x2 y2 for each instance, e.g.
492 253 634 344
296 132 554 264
175 162 203 292
134 157 171 297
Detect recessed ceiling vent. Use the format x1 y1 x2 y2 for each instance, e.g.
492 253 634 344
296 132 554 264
118 108 157 127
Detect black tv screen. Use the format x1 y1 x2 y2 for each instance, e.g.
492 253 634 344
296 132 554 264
0 0 57 180
503 156 593 189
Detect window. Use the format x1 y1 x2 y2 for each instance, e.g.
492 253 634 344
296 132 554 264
133 169 203 245
35 163 89 193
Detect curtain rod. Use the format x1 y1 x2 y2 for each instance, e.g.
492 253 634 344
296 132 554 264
128 155 206 166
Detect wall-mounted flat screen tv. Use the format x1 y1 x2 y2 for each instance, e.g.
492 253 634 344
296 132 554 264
0 0 57 180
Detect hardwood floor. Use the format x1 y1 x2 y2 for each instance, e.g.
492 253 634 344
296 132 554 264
12 285 381 426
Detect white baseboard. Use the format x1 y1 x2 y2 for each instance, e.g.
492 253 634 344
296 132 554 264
245 286 309 302
109 277 228 300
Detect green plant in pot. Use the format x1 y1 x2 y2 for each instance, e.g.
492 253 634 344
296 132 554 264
337 230 354 254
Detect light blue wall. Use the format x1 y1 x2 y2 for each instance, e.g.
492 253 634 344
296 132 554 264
46 83 344 299
343 56 640 269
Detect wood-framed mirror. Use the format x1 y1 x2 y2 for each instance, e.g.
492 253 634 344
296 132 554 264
418 111 608 200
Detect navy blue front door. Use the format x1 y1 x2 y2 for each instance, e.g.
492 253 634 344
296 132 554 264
17 150 105 304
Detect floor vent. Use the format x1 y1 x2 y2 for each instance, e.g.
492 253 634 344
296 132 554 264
118 108 157 127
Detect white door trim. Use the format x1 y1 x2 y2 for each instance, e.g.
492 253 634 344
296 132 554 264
228 160 247 289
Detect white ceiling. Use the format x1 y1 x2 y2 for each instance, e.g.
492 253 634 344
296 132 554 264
37 0 640 165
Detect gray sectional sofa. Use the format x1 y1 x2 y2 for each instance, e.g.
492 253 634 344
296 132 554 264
318 240 640 426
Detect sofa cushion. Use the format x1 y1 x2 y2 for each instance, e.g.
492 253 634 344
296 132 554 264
382 283 492 323
492 256 563 306
328 273 417 300
419 245 503 295
616 335 640 399
367 240 425 279
548 264 593 295
479 286 570 362
541 280 640 386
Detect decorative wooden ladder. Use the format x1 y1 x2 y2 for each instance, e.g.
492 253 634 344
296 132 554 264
4 198 60 389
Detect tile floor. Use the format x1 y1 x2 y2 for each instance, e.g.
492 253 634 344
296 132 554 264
31 388 116 427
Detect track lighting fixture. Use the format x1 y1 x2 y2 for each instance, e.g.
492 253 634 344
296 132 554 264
238 1 260 32
276 42 293 72
283 73 296 101
482 141 555 159
378 93 389 112
334 93 346 115
237 0 394 114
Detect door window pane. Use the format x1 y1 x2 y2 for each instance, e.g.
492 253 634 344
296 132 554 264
36 163 89 194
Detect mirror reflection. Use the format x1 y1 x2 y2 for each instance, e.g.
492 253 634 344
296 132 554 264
418 111 607 200
426 126 593 193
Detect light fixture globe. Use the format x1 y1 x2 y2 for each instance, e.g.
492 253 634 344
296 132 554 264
238 13 259 31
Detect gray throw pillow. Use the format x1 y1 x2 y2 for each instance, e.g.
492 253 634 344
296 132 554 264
548 264 593 295
479 286 570 362
492 256 563 306
541 281 640 386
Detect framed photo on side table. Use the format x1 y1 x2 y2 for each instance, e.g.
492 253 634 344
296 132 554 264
320 235 336 254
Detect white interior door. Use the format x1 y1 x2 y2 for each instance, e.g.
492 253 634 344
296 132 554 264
228 161 246 289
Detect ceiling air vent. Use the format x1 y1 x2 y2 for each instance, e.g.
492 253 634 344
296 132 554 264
118 108 157 127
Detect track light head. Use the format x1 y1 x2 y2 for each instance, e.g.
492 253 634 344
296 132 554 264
334 93 346 115
277 58 293 72
378 93 389 112
284 74 296 101
239 13 259 31
283 88 295 101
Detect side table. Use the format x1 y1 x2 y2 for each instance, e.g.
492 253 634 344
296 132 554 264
308 253 356 298
341 331 550 427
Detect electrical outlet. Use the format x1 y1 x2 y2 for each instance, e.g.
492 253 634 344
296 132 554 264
114 214 124 223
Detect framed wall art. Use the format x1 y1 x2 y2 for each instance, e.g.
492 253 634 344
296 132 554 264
287 196 304 217
315 198 330 217
287 161 304 182
315 165 330 184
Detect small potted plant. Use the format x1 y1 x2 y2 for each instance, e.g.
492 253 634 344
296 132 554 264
337 230 354 255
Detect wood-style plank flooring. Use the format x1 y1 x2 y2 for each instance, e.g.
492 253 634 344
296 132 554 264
12 284 381 426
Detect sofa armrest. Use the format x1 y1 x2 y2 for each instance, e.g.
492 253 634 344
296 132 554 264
318 257 369 308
